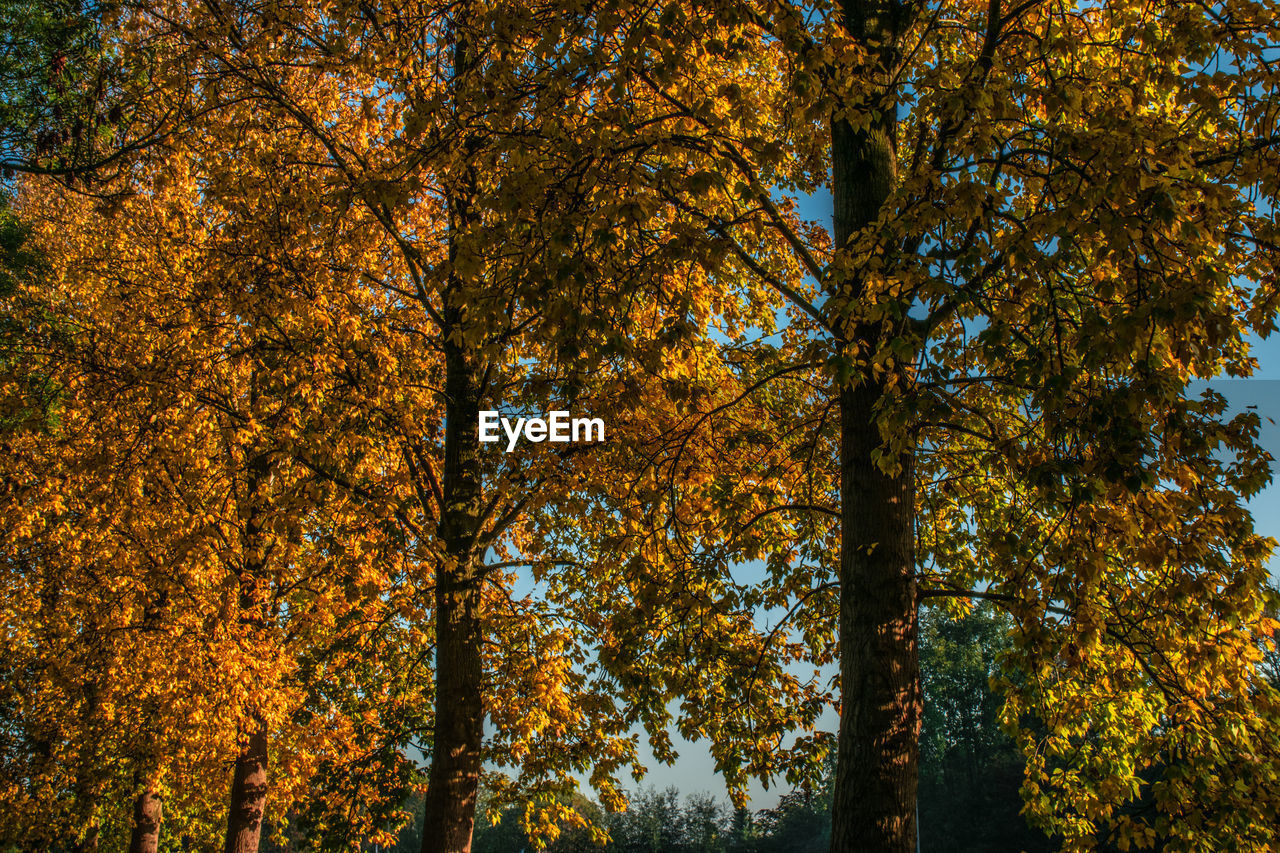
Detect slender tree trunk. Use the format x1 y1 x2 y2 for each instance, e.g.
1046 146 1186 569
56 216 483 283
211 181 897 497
73 684 101 853
128 776 163 853
224 719 269 853
224 449 271 853
828 2 921 851
419 298 485 853
130 601 168 853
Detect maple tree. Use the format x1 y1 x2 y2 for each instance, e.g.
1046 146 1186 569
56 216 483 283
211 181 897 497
605 0 1280 850
1 138 434 851
119 2 842 851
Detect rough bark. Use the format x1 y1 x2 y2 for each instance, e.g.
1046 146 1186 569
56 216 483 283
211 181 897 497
224 449 271 853
224 720 269 853
831 382 920 853
128 779 163 853
828 1 921 851
131 602 168 853
420 25 486 847
418 297 485 853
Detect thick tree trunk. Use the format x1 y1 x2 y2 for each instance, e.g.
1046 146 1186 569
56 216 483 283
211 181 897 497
224 720 269 853
128 778 163 853
830 382 920 853
828 2 920 851
418 541 484 853
419 299 485 853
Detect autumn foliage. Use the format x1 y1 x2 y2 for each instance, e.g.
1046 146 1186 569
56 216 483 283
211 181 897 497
2 0 1280 852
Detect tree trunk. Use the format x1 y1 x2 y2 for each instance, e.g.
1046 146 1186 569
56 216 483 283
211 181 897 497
224 720 269 853
73 684 101 853
830 381 920 853
128 778 163 853
828 2 921 851
131 601 168 853
224 449 271 853
419 297 485 853
419 16 487 849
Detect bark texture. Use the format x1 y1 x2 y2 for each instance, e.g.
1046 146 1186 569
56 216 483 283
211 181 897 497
224 449 271 853
831 382 920 853
420 27 486 846
128 782 163 853
224 721 268 853
828 1 922 851
419 297 485 853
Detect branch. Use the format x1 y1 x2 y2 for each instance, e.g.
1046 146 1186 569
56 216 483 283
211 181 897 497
635 71 827 284
712 224 834 335
919 587 1072 617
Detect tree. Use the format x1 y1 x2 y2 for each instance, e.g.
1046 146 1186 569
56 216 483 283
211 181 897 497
0 0 172 180
1 144 426 851
754 779 832 853
7 2 1280 852
10 0 842 845
469 790 607 853
0 193 60 431
613 0 1280 850
917 605 1052 853
122 2 820 851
